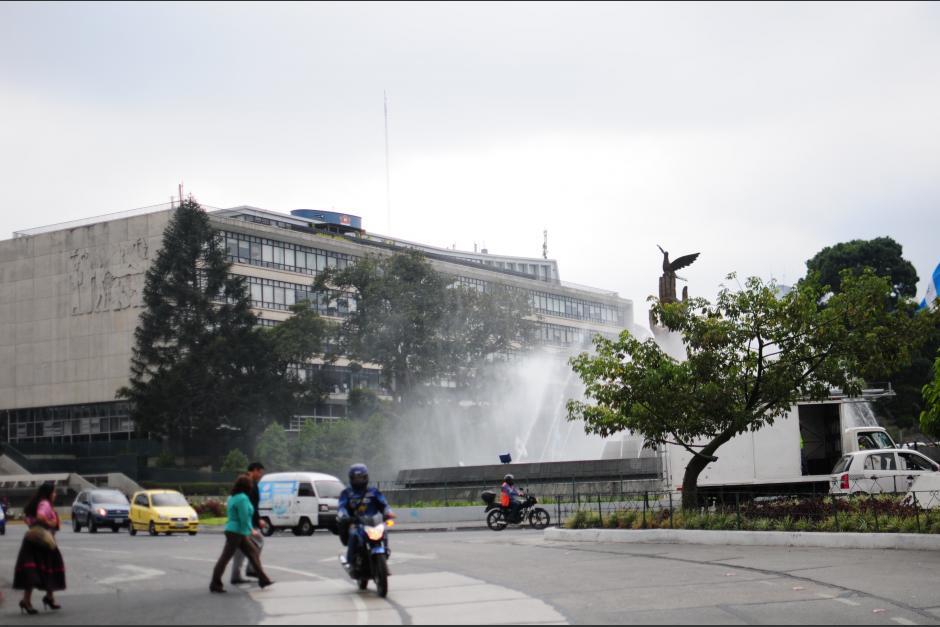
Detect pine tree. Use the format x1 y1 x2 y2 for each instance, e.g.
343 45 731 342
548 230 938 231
118 199 277 441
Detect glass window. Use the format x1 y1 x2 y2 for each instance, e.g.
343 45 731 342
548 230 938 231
831 456 853 474
262 285 274 304
152 493 188 507
284 248 295 268
226 237 238 258
899 453 937 472
274 287 285 306
250 283 262 302
297 483 316 498
262 244 273 263
274 246 284 266
307 252 318 270
250 242 262 262
285 289 296 307
238 240 250 260
314 481 345 499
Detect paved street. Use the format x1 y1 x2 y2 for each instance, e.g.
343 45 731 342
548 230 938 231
2 525 940 624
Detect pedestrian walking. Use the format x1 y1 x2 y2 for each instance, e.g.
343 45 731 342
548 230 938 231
210 474 274 593
231 461 265 584
14 482 66 615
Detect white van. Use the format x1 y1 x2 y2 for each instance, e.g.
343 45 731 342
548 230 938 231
258 472 345 536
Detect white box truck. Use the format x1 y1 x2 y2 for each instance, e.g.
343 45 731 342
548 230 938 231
609 393 897 496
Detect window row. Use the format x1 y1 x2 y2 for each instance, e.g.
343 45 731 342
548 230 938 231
239 275 357 317
454 277 623 325
6 402 133 442
223 231 357 276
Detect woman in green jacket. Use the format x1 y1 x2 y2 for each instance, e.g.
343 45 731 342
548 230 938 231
210 475 274 593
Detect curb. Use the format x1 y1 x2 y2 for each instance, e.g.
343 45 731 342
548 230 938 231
198 524 490 535
544 528 940 551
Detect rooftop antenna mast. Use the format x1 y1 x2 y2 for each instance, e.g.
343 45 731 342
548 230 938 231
384 90 391 233
543 229 548 259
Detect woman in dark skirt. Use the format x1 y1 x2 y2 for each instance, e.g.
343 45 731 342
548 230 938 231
14 482 66 615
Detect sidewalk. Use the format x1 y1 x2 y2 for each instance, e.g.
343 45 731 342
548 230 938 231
546 527 940 550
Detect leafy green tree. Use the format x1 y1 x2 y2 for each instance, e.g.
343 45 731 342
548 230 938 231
255 422 291 471
347 387 381 420
318 251 531 403
220 448 250 473
920 354 940 438
804 237 938 431
805 236 918 304
568 271 938 509
118 199 277 441
264 300 332 416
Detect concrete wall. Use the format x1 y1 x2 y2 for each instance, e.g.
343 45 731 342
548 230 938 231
0 210 173 411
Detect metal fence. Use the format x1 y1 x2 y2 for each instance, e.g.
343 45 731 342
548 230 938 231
552 477 940 533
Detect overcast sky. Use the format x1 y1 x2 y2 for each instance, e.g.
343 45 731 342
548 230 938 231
2 1 939 327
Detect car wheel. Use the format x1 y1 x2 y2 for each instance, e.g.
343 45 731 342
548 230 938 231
188 531 197 536
296 517 314 536
261 518 274 537
111 525 119 533
148 521 158 536
129 524 137 536
89 519 98 533
72 517 81 533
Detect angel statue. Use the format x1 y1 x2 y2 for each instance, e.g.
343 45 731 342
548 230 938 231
656 245 700 304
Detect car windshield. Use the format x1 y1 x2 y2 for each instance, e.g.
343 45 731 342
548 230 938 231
315 480 345 499
91 491 129 505
151 493 188 507
858 431 895 450
832 456 853 474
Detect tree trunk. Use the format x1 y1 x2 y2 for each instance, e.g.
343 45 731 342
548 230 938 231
680 430 735 510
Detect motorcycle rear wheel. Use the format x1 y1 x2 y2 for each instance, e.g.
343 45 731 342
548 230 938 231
486 509 508 531
372 554 389 598
528 507 551 530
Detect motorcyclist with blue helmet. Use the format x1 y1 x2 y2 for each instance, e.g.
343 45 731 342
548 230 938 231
338 464 395 572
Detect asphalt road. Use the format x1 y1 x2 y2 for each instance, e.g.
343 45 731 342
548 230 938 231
2 525 940 624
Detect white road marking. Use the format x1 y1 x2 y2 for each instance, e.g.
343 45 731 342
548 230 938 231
98 564 165 585
70 547 132 555
252 571 567 626
891 618 917 625
835 598 860 607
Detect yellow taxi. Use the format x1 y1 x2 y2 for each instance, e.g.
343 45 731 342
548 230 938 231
128 490 199 536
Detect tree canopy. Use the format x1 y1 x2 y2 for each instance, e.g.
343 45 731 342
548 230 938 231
805 236 918 304
119 200 330 446
804 237 939 433
568 271 938 508
920 354 940 438
118 200 277 441
317 250 532 402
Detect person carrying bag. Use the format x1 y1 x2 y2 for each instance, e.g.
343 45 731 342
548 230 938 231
14 482 66 615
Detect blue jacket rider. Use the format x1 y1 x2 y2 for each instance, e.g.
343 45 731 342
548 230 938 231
338 463 395 570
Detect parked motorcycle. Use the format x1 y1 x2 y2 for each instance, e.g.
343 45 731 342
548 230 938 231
481 490 551 531
339 513 392 597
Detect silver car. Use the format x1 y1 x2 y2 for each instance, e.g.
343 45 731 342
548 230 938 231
830 448 940 495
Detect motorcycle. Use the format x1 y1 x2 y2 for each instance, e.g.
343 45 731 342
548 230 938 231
338 513 392 598
481 490 551 531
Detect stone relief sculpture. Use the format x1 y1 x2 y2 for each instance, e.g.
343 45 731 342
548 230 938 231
70 238 149 315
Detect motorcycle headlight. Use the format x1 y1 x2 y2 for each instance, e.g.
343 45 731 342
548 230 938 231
365 524 386 541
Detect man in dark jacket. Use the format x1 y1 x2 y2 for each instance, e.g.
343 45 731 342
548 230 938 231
231 461 265 584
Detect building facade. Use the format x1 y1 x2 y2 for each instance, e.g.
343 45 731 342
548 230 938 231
1 202 635 445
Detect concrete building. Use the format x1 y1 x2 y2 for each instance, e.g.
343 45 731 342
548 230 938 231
1 202 635 446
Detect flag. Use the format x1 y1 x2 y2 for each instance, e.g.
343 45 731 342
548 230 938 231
920 262 940 310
